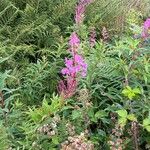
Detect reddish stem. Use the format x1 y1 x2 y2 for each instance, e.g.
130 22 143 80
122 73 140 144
0 91 4 108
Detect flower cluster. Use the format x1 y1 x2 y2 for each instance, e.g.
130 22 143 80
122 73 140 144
77 88 93 109
108 124 124 150
61 132 94 150
75 0 94 25
142 18 150 38
66 122 76 136
102 26 110 42
61 54 87 77
89 27 96 47
69 32 80 50
66 32 87 77
58 0 95 99
58 32 87 99
37 123 57 137
37 115 60 137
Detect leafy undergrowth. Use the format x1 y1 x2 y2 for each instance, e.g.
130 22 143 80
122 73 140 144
0 0 150 150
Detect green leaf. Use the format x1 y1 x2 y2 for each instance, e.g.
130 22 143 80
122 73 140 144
87 108 95 118
133 88 141 94
128 92 136 100
143 118 150 127
52 136 59 145
122 86 141 100
0 72 8 90
61 106 74 111
118 117 127 127
42 99 51 114
127 114 137 121
122 86 133 100
72 110 82 120
116 109 128 118
95 110 108 119
145 126 150 132
87 108 97 122
0 57 9 64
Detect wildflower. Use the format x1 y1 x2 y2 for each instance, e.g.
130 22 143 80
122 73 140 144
75 3 85 25
102 26 109 42
75 0 94 25
69 32 80 49
143 18 150 30
89 27 96 47
66 122 76 136
37 123 57 137
58 2 89 100
142 18 150 38
80 0 92 4
61 55 87 77
58 77 77 99
61 132 94 150
108 124 124 150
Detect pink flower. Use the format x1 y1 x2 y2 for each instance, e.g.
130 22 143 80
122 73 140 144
74 54 87 77
65 58 73 68
61 55 87 77
58 0 90 99
80 0 93 5
75 0 94 25
142 18 150 38
143 18 150 30
61 68 70 75
61 58 74 76
74 54 83 63
75 3 85 25
69 32 80 48
81 63 87 77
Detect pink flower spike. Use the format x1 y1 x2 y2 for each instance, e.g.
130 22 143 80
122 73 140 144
74 65 81 72
75 0 94 25
80 0 94 5
143 18 150 30
65 58 73 68
74 54 83 63
69 32 80 48
81 71 86 77
61 68 70 75
75 3 85 25
142 18 150 38
89 27 96 47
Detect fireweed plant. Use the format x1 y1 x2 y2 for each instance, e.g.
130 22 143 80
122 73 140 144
0 0 150 150
58 32 87 99
142 18 150 38
89 27 96 47
75 0 96 47
58 0 93 99
75 0 94 25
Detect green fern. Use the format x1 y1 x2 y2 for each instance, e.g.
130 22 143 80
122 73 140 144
0 123 10 149
0 4 19 27
87 0 150 33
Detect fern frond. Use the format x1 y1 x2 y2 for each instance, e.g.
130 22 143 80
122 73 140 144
0 4 19 27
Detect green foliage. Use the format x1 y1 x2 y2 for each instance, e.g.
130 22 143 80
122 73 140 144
116 109 137 127
143 118 150 132
20 57 63 104
28 94 62 122
0 0 150 149
87 0 150 33
0 122 10 150
122 86 141 100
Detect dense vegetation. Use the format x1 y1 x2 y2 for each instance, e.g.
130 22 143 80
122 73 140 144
0 0 150 149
